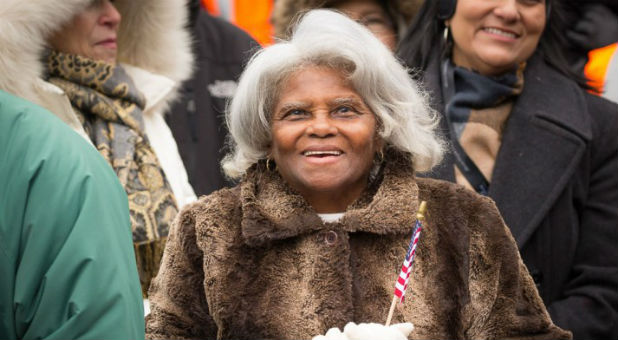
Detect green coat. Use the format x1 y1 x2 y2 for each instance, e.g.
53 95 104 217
0 91 145 340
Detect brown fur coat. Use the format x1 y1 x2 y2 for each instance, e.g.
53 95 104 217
146 159 570 339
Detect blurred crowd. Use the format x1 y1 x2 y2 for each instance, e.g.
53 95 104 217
1 0 617 339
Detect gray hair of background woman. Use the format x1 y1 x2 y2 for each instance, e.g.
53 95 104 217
223 9 445 179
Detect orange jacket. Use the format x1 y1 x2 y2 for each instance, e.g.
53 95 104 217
584 42 618 96
201 0 274 46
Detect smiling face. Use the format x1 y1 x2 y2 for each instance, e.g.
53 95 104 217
448 0 546 75
48 0 121 64
270 66 381 213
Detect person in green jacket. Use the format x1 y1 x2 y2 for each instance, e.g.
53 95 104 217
0 90 145 340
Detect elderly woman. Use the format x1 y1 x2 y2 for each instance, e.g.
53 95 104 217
272 0 424 51
398 0 618 338
0 0 196 295
146 10 569 340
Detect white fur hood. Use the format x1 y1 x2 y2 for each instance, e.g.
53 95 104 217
0 0 193 107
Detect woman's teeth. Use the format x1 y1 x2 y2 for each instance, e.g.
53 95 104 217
303 151 342 156
484 27 517 38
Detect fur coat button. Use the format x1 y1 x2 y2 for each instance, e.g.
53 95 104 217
323 230 338 245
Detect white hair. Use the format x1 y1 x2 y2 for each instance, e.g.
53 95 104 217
223 9 444 179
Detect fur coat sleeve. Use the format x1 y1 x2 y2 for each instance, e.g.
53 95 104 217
145 196 220 340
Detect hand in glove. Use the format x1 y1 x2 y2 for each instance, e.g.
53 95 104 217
312 326 349 340
312 322 414 340
567 4 618 51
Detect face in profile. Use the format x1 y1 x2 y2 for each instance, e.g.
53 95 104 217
269 66 381 213
333 0 397 51
448 0 546 75
48 0 121 64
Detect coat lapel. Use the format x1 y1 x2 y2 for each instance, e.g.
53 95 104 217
489 56 591 247
422 54 591 248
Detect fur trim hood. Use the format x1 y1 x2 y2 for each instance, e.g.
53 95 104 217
271 0 425 39
0 0 193 107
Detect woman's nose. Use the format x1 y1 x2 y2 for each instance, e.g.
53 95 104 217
493 0 521 22
100 1 122 28
306 115 338 137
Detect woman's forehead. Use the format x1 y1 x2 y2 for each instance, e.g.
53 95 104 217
277 67 356 97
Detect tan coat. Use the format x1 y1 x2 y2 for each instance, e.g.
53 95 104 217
146 157 571 339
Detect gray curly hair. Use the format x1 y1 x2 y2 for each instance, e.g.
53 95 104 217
222 9 444 179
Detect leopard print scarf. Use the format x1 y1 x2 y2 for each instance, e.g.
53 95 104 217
47 51 177 294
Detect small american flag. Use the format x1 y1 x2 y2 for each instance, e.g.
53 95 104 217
393 203 425 303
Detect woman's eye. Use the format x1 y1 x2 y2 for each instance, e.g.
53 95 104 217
520 0 544 5
334 106 356 116
283 109 308 120
90 0 104 8
363 17 388 26
358 15 393 32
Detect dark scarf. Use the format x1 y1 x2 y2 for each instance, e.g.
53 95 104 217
47 51 177 295
441 59 524 194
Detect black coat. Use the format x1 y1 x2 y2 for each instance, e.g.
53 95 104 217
166 11 259 196
419 53 618 339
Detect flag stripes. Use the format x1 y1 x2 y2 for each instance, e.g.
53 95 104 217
393 220 422 302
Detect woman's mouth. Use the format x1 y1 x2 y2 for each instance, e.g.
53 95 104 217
97 39 117 49
482 27 518 39
303 150 343 157
302 149 344 164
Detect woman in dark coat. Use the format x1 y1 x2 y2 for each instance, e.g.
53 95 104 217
146 10 570 340
398 0 618 338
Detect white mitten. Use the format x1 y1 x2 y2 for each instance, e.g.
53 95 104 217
343 322 414 340
312 326 349 340
312 322 414 340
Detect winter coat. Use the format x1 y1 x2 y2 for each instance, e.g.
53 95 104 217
412 50 618 339
166 10 260 196
0 0 197 207
271 0 425 40
146 156 571 339
0 90 144 340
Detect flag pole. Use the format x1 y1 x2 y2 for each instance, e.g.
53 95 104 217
385 201 427 326
385 295 398 326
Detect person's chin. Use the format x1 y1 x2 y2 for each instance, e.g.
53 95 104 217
93 47 117 64
297 173 345 190
304 182 346 195
477 53 518 74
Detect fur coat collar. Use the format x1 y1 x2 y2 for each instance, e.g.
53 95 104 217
240 159 420 247
0 0 193 109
